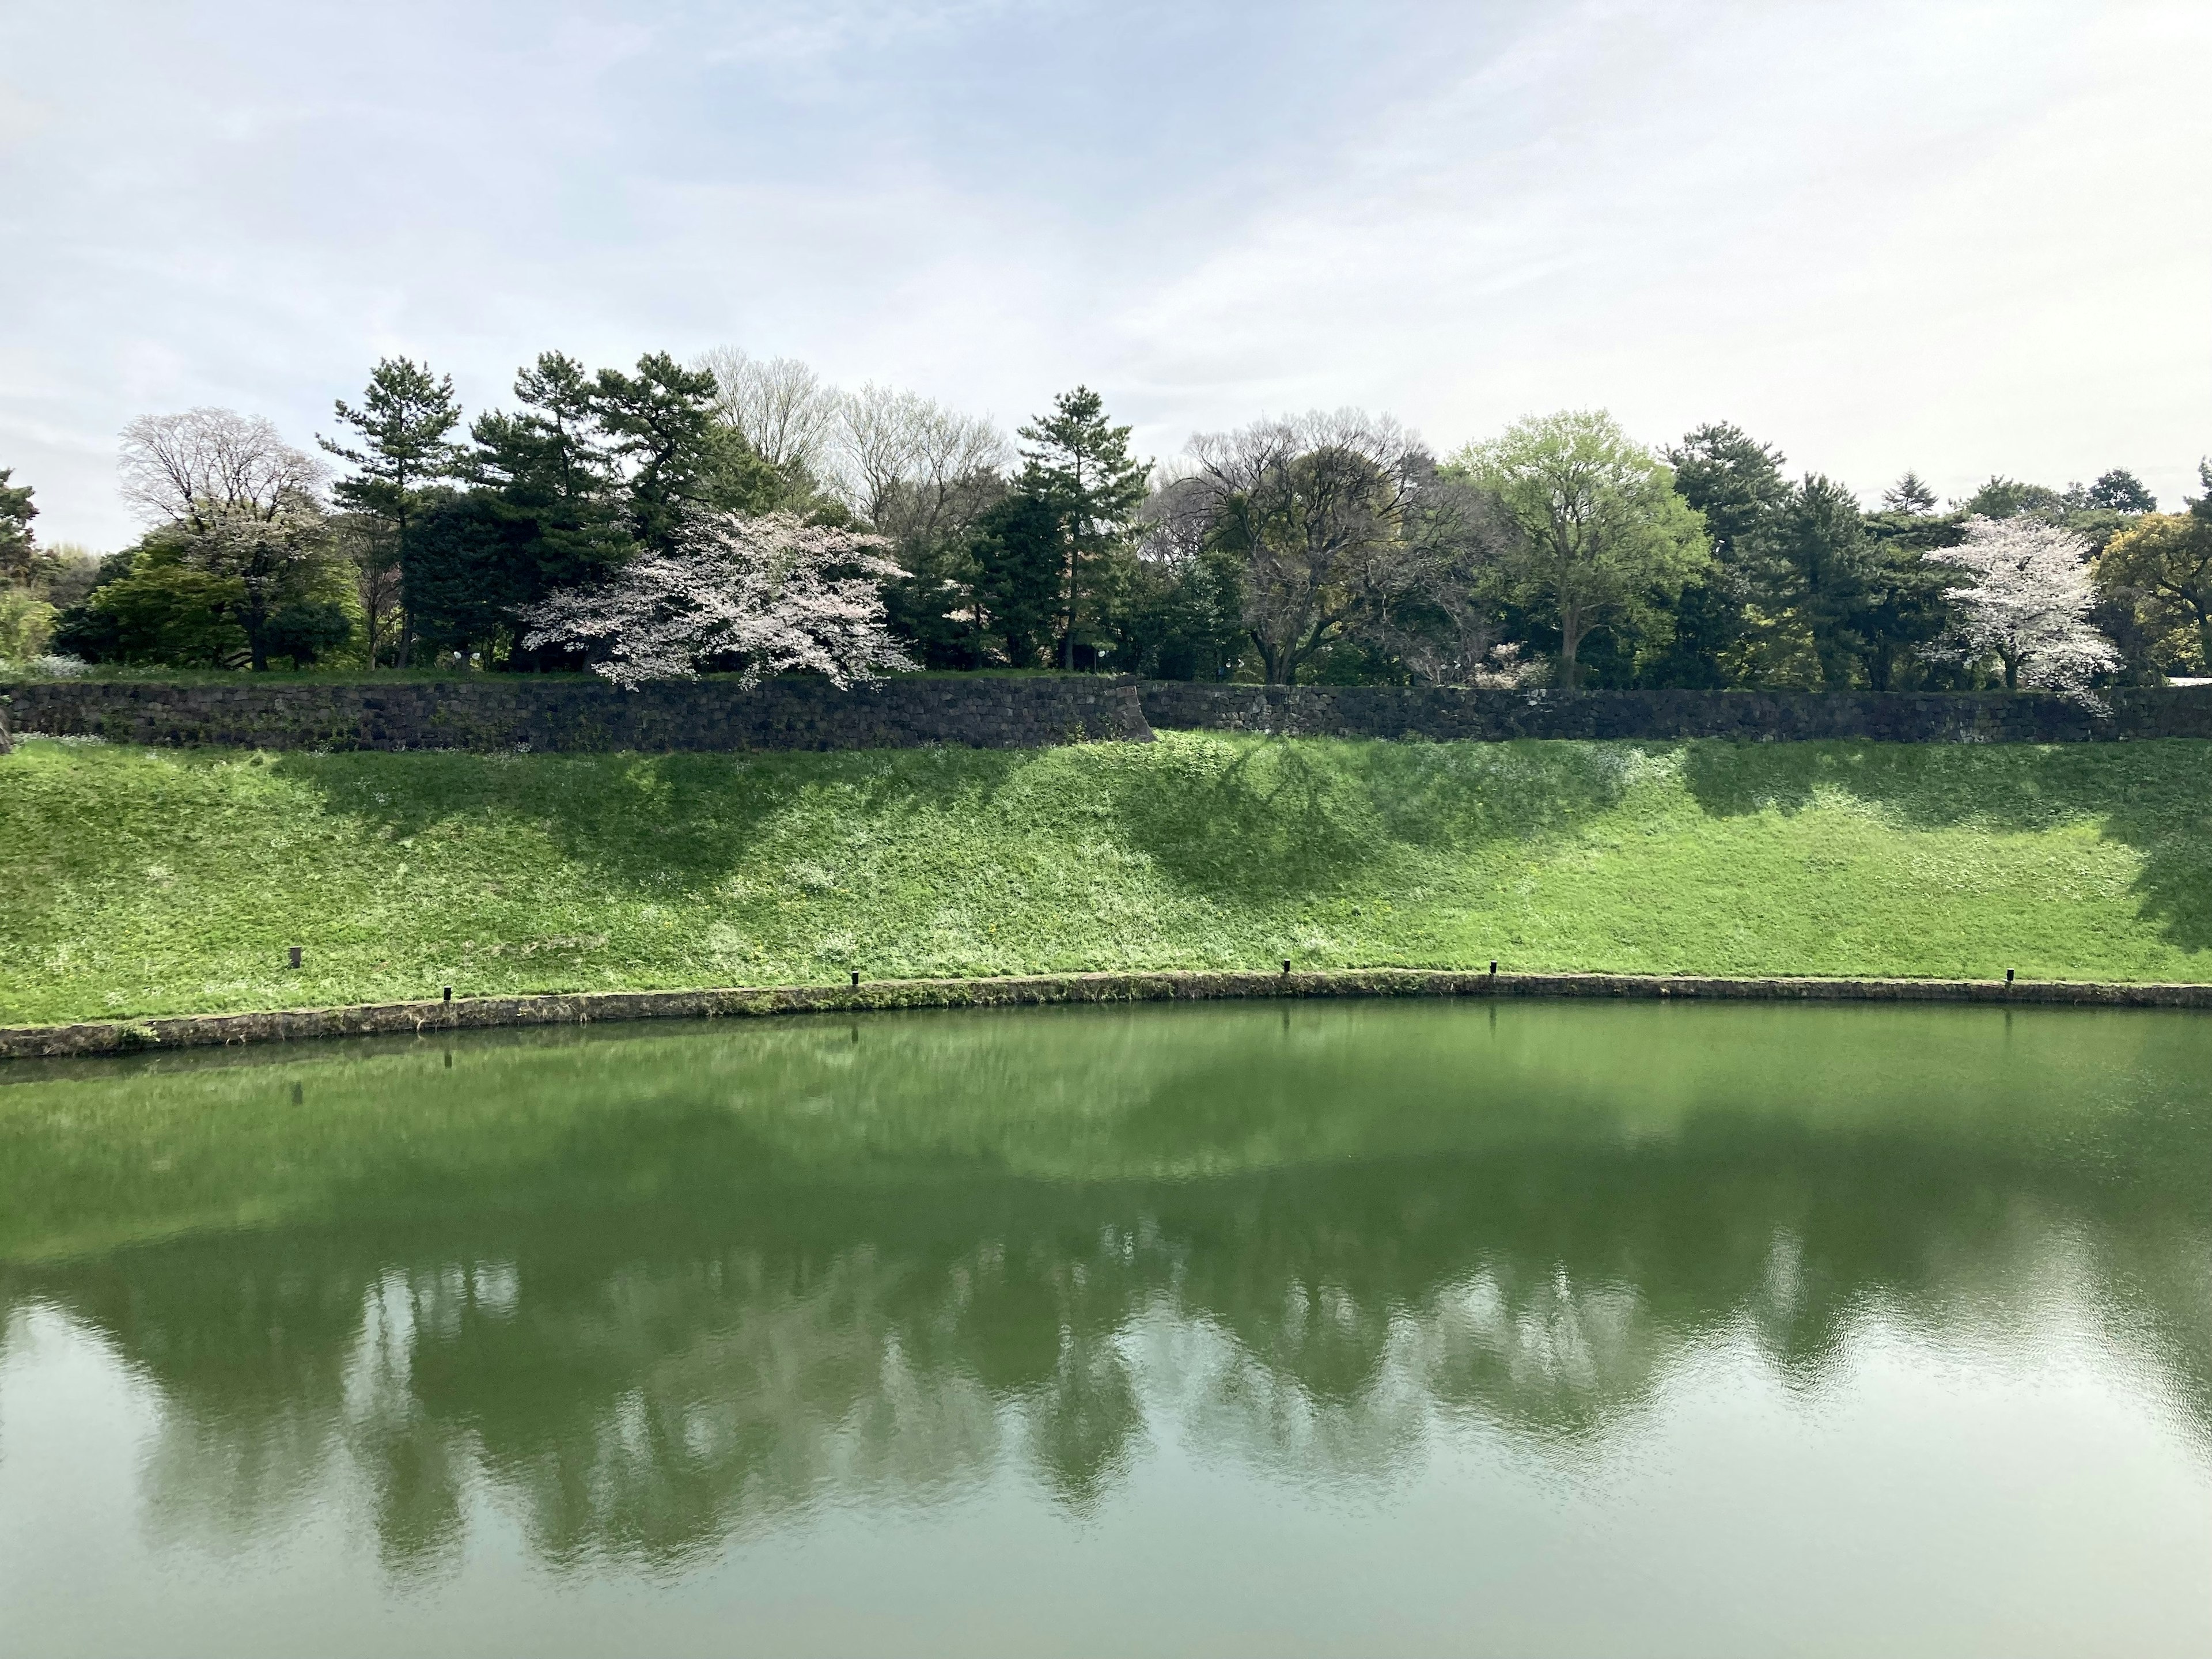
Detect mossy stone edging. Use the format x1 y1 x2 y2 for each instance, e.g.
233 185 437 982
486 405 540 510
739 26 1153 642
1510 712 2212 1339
5 969 2206 1062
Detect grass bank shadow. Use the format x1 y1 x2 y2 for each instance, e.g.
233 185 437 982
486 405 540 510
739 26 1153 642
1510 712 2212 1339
270 749 1025 901
1101 736 1636 900
1680 740 2212 953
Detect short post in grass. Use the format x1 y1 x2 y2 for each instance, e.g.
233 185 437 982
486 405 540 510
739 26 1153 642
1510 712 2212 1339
2006 969 2014 986
1490 960 1498 976
850 970 859 988
288 946 302 970
443 986 452 1003
1282 959 1290 976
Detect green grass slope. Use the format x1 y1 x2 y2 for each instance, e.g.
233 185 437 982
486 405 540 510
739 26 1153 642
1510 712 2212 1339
3 733 2207 1024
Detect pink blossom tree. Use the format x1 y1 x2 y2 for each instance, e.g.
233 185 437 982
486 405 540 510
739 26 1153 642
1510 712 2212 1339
1937 515 2119 694
521 509 914 688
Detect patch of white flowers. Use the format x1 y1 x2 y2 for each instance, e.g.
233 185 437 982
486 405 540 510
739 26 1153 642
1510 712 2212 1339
521 509 915 690
1936 516 2119 698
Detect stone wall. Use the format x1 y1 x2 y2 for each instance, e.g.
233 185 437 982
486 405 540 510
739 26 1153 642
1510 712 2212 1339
1135 683 2212 743
1 675 1154 752
6 675 2210 753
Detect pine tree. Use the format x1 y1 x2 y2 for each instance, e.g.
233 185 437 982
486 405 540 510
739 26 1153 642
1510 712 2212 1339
1883 471 1938 515
0 466 37 586
1016 388 1150 670
321 358 463 665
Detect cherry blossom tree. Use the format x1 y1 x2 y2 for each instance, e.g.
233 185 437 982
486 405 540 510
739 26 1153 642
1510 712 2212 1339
1937 514 2119 694
521 509 914 688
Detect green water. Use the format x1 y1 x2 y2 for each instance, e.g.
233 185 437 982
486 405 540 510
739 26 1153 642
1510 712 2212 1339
0 1001 2206 1657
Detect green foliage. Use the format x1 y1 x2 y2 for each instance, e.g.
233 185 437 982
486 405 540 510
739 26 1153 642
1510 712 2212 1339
1456 411 1710 688
0 589 57 662
400 490 535 659
1109 537 1250 681
968 488 1075 667
2075 468 2158 515
1651 422 1789 688
593 351 779 554
69 537 249 666
321 358 463 668
2099 512 2212 674
1760 474 1877 689
0 465 37 585
321 357 463 524
50 532 356 671
1018 387 1152 669
1882 472 1939 515
1959 475 2067 520
4 734 2206 1026
1665 422 1787 559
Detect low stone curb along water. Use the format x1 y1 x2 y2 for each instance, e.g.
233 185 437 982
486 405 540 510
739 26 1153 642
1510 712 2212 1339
6 967 2210 1061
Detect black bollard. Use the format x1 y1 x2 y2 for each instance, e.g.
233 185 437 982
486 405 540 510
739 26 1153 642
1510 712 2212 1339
443 986 452 1003
851 970 859 987
288 946 302 969
1490 960 1497 975
2005 969 2015 984
1281 959 1290 975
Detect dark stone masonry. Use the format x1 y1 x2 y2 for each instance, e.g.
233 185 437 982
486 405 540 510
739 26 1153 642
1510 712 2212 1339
1137 682 2212 743
4 674 2210 752
1 674 1156 752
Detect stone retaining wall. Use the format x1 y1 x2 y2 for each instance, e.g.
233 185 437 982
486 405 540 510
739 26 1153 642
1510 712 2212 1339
1 675 1154 752
6 676 2210 752
1135 683 2212 742
3 969 2205 1062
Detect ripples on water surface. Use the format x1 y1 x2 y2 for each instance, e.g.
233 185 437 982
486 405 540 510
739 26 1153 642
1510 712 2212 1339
0 1001 2206 1657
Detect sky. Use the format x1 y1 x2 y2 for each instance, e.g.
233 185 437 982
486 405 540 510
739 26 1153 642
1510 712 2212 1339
2 0 2207 549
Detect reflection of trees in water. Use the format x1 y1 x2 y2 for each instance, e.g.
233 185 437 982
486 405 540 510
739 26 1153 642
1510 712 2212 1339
8 1134 2204 1575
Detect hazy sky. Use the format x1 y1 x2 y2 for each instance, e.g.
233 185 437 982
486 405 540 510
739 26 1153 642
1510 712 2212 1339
2 0 2206 548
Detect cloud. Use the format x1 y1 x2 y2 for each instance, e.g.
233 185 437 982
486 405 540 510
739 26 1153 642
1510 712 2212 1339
0 0 2205 546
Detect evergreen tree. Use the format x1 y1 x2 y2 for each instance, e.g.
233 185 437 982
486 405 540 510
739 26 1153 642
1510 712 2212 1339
1958 476 2065 520
2077 468 2157 515
1763 475 1877 689
0 466 37 587
1858 510 1965 690
593 353 778 555
320 358 463 665
1651 422 1788 686
1017 387 1150 669
1882 472 1938 515
969 490 1066 668
465 353 632 658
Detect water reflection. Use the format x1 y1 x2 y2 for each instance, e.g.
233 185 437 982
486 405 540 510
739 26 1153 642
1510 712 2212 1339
1 1001 2206 1580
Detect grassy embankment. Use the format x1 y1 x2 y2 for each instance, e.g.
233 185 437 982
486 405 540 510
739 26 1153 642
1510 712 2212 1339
3 733 2208 1025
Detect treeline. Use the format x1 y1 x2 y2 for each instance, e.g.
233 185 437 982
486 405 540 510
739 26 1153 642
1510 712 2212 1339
3 347 2208 690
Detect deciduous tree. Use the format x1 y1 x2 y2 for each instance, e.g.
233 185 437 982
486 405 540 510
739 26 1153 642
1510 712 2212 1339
1180 412 1508 684
1937 516 2119 694
1455 411 1709 690
699 347 842 492
2097 502 2212 675
120 409 339 669
521 510 912 688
